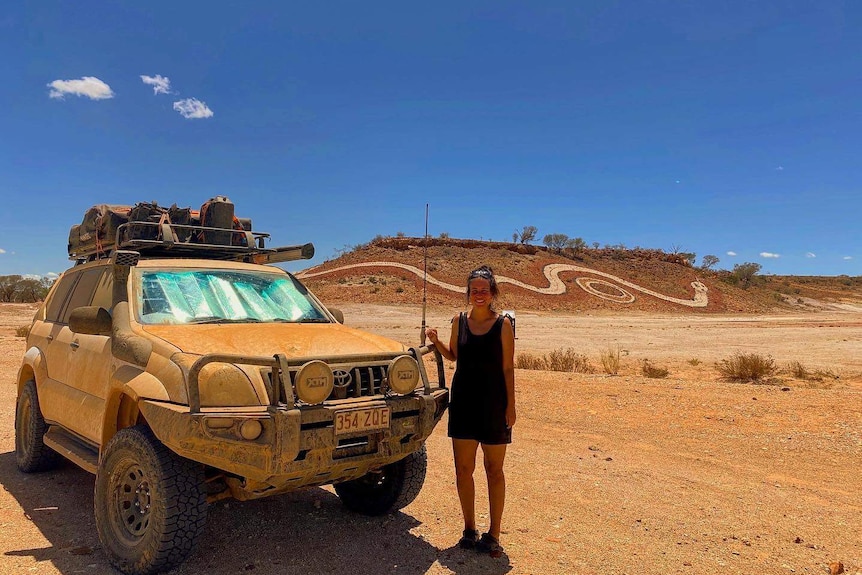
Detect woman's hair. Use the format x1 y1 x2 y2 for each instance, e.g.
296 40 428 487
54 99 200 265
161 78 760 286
466 265 499 303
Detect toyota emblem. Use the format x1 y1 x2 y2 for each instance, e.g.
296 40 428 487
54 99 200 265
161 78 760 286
332 369 352 387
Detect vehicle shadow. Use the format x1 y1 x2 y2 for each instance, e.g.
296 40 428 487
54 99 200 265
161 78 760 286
0 450 506 575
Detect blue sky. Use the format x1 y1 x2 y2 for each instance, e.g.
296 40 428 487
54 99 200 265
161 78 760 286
1 1 859 278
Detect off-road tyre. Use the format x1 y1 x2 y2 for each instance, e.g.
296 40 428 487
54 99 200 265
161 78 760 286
94 425 207 575
15 380 60 472
335 445 427 516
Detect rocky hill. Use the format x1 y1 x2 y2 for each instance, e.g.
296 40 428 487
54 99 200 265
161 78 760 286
297 237 862 314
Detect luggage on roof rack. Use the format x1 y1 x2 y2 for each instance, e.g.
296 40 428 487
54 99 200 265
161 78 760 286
68 197 313 265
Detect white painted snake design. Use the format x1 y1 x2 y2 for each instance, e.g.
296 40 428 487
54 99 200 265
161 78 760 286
297 262 709 307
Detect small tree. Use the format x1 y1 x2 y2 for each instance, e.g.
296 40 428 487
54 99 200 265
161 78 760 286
542 233 569 253
729 262 762 288
681 252 697 266
518 225 538 244
700 254 720 270
439 231 450 239
566 237 587 251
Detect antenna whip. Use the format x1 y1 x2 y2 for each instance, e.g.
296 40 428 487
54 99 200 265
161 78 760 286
420 203 429 346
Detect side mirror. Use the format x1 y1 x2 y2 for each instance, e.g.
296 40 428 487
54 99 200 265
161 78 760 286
328 307 344 324
69 306 112 336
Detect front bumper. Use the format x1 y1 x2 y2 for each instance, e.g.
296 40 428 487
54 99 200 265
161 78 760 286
139 389 448 498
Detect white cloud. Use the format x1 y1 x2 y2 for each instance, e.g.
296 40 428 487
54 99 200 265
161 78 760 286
806 252 816 258
0 248 6 254
140 74 171 95
726 251 737 256
46 272 59 278
760 252 780 258
48 76 114 100
775 165 784 171
844 256 853 260
173 98 213 119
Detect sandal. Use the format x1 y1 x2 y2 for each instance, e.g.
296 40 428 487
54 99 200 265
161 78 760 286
458 528 480 549
476 532 503 558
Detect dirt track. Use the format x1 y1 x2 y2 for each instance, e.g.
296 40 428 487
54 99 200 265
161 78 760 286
1 303 860 575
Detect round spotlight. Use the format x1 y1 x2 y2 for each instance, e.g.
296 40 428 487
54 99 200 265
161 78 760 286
239 419 263 441
294 360 334 404
388 355 420 395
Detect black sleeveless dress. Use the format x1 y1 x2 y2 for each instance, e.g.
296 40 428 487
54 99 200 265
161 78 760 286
448 312 512 445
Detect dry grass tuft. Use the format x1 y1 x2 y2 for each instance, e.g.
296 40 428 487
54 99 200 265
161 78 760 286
600 346 621 375
716 352 777 383
641 359 669 378
15 325 29 338
784 360 839 383
687 358 701 366
516 348 593 373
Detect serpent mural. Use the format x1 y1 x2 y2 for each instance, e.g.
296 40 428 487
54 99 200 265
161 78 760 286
297 261 709 308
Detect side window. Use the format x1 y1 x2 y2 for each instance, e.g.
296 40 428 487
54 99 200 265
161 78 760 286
91 269 114 311
45 272 80 323
60 268 104 324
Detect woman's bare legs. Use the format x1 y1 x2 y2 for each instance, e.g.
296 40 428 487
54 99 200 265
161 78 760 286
452 438 480 531
481 443 508 540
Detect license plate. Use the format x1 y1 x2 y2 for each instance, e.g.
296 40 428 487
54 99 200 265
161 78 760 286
335 407 391 435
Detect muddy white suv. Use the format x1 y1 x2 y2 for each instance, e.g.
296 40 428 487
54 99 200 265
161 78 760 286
15 211 448 575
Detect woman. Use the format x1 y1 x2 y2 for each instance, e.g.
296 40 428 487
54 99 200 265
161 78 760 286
425 265 516 557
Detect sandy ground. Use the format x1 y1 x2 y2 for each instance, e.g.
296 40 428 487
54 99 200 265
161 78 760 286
1 302 860 575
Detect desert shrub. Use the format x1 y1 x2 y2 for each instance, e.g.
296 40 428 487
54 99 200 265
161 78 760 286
600 346 621 375
395 287 404 294
546 348 592 373
516 349 593 373
687 358 701 366
716 352 776 382
641 359 669 378
516 353 545 370
15 325 30 338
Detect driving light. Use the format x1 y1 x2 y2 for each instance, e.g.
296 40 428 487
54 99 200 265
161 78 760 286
388 355 419 395
199 363 258 407
294 360 334 404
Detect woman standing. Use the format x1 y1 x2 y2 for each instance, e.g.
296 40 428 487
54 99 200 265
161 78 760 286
425 265 516 557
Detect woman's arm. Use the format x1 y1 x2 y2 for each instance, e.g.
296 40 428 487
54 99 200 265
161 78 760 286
425 313 460 362
501 316 516 427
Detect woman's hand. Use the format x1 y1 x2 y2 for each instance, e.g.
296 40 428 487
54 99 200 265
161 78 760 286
506 403 517 428
425 327 439 344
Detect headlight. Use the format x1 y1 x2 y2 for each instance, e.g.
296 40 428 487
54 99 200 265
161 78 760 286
199 363 258 407
388 355 419 395
294 360 334 404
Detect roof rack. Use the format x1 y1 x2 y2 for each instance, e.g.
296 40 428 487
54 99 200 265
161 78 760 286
70 221 314 265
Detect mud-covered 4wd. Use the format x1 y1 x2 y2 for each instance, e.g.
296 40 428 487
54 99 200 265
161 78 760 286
15 198 449 575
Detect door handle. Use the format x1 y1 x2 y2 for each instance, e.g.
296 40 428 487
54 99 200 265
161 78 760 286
70 341 80 350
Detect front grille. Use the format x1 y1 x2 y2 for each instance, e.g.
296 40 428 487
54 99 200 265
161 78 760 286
261 363 390 404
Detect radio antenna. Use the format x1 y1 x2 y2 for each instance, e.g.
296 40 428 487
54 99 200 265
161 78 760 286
420 203 429 346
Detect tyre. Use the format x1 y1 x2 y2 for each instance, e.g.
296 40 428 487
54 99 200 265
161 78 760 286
15 380 60 472
334 445 427 516
94 425 207 575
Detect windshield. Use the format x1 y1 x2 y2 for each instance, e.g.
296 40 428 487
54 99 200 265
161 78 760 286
136 269 329 325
